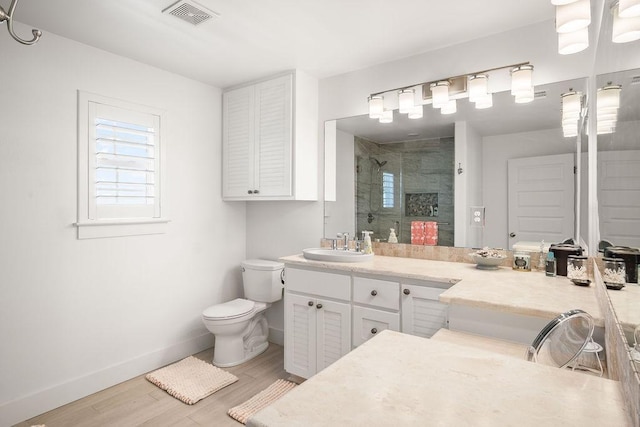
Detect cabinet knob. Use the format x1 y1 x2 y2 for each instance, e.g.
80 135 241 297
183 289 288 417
254 189 260 194
370 290 378 296
316 303 323 309
248 190 253 194
403 288 410 295
371 328 378 334
308 301 314 307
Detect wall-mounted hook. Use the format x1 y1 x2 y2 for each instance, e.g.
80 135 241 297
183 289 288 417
0 0 42 45
457 163 463 175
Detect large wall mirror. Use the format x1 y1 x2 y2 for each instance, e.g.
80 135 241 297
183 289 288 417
325 78 588 250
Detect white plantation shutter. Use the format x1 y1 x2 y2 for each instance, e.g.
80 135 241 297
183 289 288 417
88 102 161 219
77 91 167 239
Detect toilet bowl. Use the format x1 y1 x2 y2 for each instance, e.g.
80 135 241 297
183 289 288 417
202 259 284 367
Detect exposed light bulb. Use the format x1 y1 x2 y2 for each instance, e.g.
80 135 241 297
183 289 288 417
398 89 415 114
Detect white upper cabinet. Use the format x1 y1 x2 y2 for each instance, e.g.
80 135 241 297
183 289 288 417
222 71 318 200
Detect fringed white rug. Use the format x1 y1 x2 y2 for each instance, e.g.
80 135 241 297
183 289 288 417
146 356 238 405
228 379 298 424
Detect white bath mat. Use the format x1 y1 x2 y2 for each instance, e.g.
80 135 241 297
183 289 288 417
146 356 238 405
228 379 297 424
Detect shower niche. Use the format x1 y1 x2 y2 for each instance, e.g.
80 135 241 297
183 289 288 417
355 136 454 246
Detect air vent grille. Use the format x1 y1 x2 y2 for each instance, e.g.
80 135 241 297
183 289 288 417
630 76 640 86
163 0 219 26
534 90 547 99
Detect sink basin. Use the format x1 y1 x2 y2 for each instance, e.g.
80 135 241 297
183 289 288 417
302 248 374 263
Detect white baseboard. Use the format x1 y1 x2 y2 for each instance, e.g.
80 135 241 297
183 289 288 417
269 326 284 346
0 333 214 426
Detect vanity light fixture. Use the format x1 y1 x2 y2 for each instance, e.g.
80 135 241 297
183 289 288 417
555 0 591 33
379 109 393 124
368 95 384 119
365 61 533 120
596 83 622 133
430 81 450 109
612 0 640 43
468 74 489 103
398 89 415 114
620 0 640 17
561 90 582 137
511 65 535 103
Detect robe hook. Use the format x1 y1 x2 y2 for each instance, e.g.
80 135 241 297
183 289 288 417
0 0 42 45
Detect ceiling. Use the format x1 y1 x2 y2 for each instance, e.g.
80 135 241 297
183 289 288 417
11 0 554 88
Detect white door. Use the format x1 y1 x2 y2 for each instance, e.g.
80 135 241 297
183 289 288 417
315 299 351 373
507 153 575 248
284 292 316 379
401 285 448 338
599 150 640 247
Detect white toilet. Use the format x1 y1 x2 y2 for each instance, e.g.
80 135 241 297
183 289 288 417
202 259 284 367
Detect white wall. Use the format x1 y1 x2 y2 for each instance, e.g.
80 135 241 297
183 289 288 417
324 129 356 238
482 128 574 249
455 122 483 248
0 26 246 425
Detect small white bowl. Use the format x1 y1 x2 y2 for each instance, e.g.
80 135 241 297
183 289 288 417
469 253 506 270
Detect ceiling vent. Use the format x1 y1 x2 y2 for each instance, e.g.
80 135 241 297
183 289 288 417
630 76 640 86
534 90 547 99
162 0 219 26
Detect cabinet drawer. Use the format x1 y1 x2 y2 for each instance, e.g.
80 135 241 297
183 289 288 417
285 268 350 300
352 306 400 347
353 277 399 310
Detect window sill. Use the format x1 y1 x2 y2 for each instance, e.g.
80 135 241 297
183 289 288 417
75 218 170 239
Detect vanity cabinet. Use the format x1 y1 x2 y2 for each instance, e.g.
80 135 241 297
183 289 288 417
222 71 318 201
401 283 449 338
284 268 351 379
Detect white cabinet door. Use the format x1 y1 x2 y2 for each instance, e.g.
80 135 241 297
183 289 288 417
222 85 255 198
284 292 316 379
401 284 448 338
315 299 351 373
352 306 400 347
254 75 292 197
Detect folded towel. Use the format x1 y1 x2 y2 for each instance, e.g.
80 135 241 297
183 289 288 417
411 221 425 245
424 221 438 246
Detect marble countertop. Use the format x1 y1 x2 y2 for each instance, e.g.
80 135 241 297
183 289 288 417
280 254 603 326
607 284 640 334
248 330 629 427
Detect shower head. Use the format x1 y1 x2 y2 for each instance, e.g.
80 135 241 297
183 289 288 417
370 157 387 170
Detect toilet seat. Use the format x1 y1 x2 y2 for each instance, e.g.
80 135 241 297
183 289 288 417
203 298 255 320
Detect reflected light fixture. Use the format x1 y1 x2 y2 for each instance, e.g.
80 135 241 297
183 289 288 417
430 81 450 108
379 109 393 124
440 99 457 115
398 89 415 114
511 65 534 98
468 74 488 103
558 27 589 54
561 90 582 137
408 105 424 119
620 0 640 17
612 0 640 43
475 93 493 109
368 95 384 118
596 84 621 134
555 0 591 33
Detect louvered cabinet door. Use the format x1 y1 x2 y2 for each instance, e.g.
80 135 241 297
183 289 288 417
315 298 351 373
253 74 292 197
222 85 255 198
401 284 448 338
284 292 317 380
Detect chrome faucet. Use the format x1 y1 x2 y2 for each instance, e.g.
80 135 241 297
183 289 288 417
337 232 349 250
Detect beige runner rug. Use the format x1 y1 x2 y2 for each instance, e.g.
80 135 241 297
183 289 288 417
228 379 298 424
146 356 238 405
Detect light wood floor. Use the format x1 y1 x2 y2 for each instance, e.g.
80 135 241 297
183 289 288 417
16 344 291 427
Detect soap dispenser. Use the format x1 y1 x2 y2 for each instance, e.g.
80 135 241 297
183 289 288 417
362 231 374 254
388 228 398 243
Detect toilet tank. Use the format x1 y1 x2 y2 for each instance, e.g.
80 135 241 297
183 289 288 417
241 259 284 303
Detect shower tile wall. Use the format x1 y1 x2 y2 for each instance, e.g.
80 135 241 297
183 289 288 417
355 137 454 246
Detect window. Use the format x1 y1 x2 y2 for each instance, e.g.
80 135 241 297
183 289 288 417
382 171 395 208
76 91 168 239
